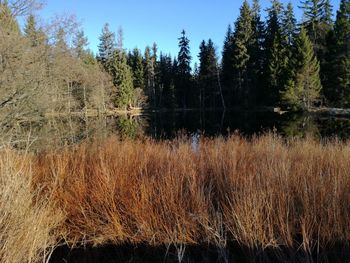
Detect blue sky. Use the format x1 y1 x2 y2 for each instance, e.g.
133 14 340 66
38 0 341 64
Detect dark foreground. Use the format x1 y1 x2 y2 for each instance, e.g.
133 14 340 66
51 243 350 263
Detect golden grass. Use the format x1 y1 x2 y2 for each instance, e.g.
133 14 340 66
1 134 350 262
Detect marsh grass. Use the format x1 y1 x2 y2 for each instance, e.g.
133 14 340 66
1 134 350 262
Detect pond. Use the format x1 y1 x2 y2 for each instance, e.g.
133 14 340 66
7 110 350 150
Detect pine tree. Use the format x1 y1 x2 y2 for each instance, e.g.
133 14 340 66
98 23 116 70
263 0 288 105
176 30 192 108
282 27 322 110
325 0 350 106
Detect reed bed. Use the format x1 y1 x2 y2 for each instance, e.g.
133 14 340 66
1 134 350 262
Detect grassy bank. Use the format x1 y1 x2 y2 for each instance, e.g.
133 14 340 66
1 134 350 262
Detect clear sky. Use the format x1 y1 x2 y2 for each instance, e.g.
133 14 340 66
38 0 341 64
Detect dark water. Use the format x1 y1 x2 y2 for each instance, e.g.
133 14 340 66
51 242 350 263
7 110 350 150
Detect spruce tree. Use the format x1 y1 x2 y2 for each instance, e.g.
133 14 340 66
159 53 176 108
251 0 265 105
176 30 192 108
73 30 89 59
325 0 350 106
301 0 333 82
231 0 254 106
283 2 297 46
198 39 219 108
144 46 155 107
263 0 288 105
130 48 145 90
111 51 134 109
282 27 322 110
152 43 161 107
221 24 234 106
98 23 116 71
24 14 40 47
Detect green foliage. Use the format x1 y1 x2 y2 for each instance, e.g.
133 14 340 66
198 39 219 108
98 23 116 70
301 0 333 88
251 0 265 104
231 0 255 106
176 30 192 108
283 2 297 46
110 51 134 109
263 0 289 105
144 46 155 107
282 28 322 110
158 53 176 108
324 0 350 106
129 48 145 90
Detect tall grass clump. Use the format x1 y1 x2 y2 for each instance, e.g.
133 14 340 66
1 134 350 261
0 146 64 263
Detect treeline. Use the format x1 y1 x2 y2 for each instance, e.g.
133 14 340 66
98 0 349 111
1 0 350 127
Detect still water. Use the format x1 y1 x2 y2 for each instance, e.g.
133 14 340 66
8 110 350 150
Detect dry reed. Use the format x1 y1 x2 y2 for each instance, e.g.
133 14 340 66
1 134 350 262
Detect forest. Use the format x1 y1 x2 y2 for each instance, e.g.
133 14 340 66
1 0 350 131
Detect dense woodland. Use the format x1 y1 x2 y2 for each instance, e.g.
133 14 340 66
1 0 350 128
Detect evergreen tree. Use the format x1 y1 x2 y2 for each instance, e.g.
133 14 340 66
221 24 234 105
282 27 321 110
152 43 161 107
263 0 288 105
323 0 334 25
176 30 192 108
144 46 155 107
98 23 116 70
24 14 40 47
283 2 297 46
198 39 219 108
251 0 265 105
301 0 333 81
231 0 255 106
73 30 89 59
158 53 176 108
325 0 350 106
111 51 134 109
129 48 145 90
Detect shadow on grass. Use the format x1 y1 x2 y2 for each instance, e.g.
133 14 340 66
50 242 350 263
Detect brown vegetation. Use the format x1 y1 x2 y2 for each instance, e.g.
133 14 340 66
1 134 350 262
